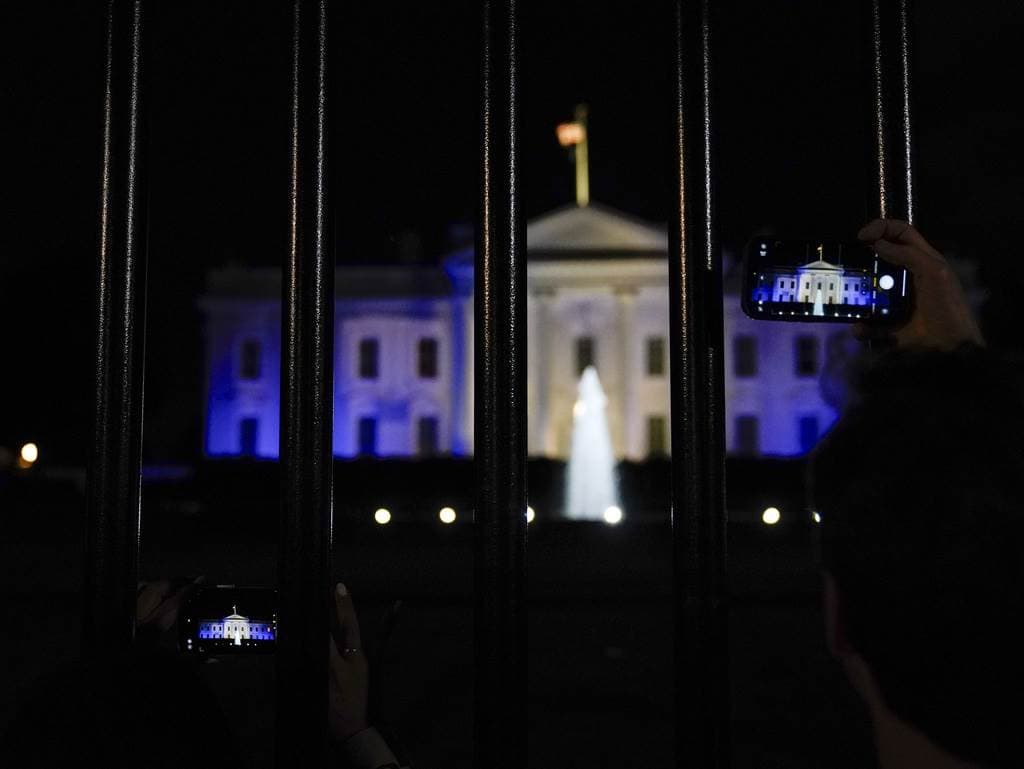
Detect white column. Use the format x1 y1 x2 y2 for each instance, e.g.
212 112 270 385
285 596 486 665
615 288 637 459
533 289 554 456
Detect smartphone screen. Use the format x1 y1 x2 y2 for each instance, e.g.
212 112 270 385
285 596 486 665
179 585 278 655
741 239 911 323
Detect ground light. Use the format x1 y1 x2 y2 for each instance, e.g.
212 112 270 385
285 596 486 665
439 507 456 524
374 508 391 525
603 505 623 525
526 506 535 523
19 442 38 466
762 507 781 525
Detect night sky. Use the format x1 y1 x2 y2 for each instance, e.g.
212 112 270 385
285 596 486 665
2 1 1023 463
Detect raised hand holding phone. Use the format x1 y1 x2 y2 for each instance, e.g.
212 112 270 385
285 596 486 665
854 219 983 350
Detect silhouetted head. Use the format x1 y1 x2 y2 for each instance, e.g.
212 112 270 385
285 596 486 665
810 344 1024 768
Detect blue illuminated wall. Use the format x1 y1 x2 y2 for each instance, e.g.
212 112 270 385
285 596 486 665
201 263 472 460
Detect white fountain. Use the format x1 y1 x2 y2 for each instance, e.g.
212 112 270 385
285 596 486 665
813 287 825 317
565 366 622 521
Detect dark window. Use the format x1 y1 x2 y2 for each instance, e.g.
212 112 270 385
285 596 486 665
575 336 595 376
240 418 259 457
647 415 667 457
418 416 439 456
418 338 438 378
646 337 665 377
735 415 759 456
799 415 820 454
734 335 757 378
795 335 819 377
359 338 379 379
240 340 262 380
357 417 377 456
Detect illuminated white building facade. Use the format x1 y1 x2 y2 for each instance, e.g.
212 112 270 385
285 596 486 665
768 259 872 307
201 203 845 460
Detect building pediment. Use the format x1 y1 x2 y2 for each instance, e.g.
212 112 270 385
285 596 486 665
526 202 668 254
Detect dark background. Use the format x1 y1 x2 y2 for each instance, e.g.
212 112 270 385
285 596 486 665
2 0 1023 463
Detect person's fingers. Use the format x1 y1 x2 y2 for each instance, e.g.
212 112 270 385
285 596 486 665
857 218 942 259
329 635 343 670
136 580 172 621
148 576 204 631
334 582 363 651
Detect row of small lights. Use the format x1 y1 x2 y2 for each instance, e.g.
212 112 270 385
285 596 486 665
372 504 625 526
14 440 817 529
761 506 822 525
372 506 815 526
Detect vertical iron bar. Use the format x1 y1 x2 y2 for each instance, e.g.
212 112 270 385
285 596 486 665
870 0 915 222
83 0 148 656
277 0 334 765
668 0 729 766
475 0 526 767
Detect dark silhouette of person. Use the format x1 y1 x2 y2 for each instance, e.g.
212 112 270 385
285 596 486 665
808 220 1022 768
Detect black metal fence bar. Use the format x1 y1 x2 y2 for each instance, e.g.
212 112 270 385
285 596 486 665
870 0 915 221
83 0 148 655
475 0 527 766
668 1 729 766
277 0 334 764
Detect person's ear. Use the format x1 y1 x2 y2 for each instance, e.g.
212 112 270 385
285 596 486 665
822 570 851 659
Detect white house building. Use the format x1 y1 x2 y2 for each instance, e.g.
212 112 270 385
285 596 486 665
200 202 847 460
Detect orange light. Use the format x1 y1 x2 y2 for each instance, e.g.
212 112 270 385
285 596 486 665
556 121 585 147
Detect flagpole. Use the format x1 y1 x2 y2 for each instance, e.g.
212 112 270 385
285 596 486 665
574 104 590 206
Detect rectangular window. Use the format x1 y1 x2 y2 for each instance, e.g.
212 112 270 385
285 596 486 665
240 340 262 380
418 338 438 379
799 415 820 454
647 415 667 457
795 335 819 377
734 335 757 378
735 415 759 456
417 416 439 456
357 417 377 456
239 418 259 457
646 336 665 377
359 338 379 379
575 336 595 376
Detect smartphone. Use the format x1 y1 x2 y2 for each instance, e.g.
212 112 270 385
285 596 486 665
179 585 278 655
741 238 912 323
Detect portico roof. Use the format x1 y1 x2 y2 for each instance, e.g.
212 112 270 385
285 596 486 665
526 202 668 255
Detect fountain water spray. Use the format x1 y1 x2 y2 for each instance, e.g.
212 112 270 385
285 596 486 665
565 366 622 521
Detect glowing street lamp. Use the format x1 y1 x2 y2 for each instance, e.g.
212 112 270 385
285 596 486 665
374 508 391 525
762 507 781 525
18 442 39 469
603 505 623 525
439 507 456 524
526 506 535 523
